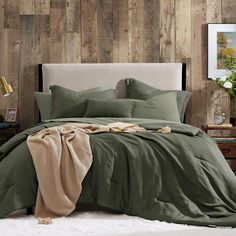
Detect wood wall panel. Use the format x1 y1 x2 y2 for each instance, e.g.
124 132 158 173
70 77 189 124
143 0 160 62
159 0 175 62
190 0 207 127
128 0 144 62
34 15 50 64
175 0 191 59
19 15 36 129
49 6 66 62
112 0 128 63
0 0 236 129
81 0 97 63
222 0 236 23
97 0 113 63
19 0 35 15
20 0 50 15
66 0 81 32
4 0 19 29
35 0 51 15
0 0 4 31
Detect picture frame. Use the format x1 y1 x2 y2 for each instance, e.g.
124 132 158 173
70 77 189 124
208 23 236 79
4 108 17 123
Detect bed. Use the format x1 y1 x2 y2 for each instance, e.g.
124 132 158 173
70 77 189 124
1 63 236 229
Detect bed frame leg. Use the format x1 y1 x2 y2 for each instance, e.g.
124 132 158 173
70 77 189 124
26 207 33 215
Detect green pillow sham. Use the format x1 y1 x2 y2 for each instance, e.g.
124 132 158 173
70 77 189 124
132 93 181 123
50 85 117 118
34 92 52 121
125 79 191 122
84 99 134 118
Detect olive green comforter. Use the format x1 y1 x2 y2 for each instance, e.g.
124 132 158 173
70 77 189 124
0 118 236 227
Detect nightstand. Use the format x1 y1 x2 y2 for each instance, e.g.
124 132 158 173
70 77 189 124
204 125 236 174
0 123 20 146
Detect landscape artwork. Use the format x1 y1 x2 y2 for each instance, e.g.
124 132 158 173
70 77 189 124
217 32 236 69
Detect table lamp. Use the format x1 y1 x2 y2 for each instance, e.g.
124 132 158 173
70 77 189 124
0 76 13 96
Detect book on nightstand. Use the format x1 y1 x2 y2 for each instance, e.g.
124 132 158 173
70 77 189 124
0 123 20 129
212 137 236 142
207 123 233 128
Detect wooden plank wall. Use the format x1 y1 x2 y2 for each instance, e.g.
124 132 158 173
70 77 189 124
0 0 236 129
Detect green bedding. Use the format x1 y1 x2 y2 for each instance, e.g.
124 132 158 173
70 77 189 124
0 118 236 227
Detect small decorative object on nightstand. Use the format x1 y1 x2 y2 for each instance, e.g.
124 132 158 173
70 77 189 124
213 111 225 125
0 123 20 146
4 108 17 123
204 124 236 174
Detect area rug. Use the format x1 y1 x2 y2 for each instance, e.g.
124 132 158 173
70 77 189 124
0 211 235 236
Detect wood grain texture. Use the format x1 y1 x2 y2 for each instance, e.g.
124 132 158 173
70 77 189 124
97 0 113 63
4 0 19 29
66 32 81 63
159 0 175 62
112 0 128 62
66 0 81 32
34 15 50 96
35 0 50 14
190 0 207 127
19 15 35 129
49 6 66 62
128 0 144 62
20 0 50 15
0 0 3 32
19 0 34 15
175 0 191 59
51 0 67 9
143 0 160 62
1 0 236 129
81 0 97 63
222 0 236 22
34 15 50 64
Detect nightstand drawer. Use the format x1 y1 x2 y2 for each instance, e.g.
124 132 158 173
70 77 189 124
0 136 11 145
217 143 236 158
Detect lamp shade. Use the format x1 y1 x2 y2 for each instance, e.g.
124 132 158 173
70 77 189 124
0 76 13 96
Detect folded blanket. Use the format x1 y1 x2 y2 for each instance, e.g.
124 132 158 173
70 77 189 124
27 122 146 218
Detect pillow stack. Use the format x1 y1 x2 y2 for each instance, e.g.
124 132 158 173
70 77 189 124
34 86 117 121
125 79 191 122
35 79 191 123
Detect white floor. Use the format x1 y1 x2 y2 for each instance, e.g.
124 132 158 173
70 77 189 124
0 211 236 236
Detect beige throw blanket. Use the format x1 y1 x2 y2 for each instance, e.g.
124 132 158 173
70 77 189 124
27 122 146 219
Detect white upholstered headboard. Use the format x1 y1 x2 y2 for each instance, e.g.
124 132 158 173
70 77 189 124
40 63 186 97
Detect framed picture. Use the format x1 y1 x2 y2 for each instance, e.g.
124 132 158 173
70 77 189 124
208 23 236 79
4 108 17 123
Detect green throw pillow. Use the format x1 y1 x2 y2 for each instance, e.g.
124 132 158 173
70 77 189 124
84 99 134 118
132 93 181 122
125 79 191 122
50 85 117 118
34 92 52 121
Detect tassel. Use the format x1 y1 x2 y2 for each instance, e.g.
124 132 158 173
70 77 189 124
37 217 52 224
157 126 171 134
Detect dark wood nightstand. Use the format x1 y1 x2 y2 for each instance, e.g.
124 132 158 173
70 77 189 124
0 123 20 146
204 125 236 174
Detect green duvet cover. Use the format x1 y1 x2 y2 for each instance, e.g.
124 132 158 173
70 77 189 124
0 118 236 227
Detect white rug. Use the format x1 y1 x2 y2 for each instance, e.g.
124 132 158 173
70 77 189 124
0 211 235 236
